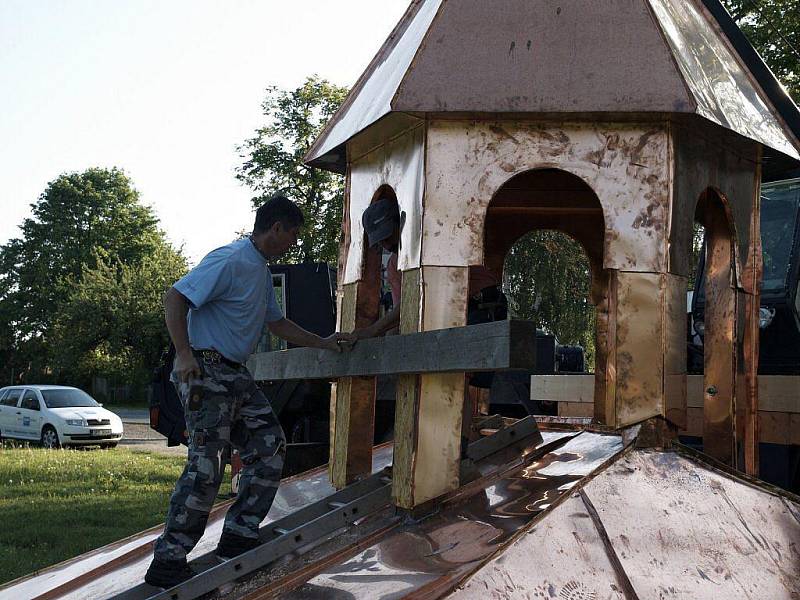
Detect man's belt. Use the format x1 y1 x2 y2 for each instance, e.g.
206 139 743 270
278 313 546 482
195 348 243 370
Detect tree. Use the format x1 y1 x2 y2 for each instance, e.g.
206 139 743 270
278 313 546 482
236 76 349 264
50 243 187 394
722 0 800 102
503 231 596 367
0 167 182 385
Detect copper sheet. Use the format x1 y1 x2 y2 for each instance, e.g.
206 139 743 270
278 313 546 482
648 0 798 160
4 446 395 600
453 449 800 599
281 432 624 599
423 121 671 273
614 272 664 427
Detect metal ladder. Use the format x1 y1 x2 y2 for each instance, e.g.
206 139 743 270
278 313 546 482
112 415 544 600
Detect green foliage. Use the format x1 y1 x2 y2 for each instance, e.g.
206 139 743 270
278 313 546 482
237 76 349 264
50 243 187 393
504 231 595 367
722 0 800 102
0 168 185 389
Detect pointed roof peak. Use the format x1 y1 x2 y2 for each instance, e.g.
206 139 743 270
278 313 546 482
307 0 800 171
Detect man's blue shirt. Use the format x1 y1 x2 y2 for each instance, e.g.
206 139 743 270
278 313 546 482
174 238 283 364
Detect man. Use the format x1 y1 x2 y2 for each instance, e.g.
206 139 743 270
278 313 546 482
354 197 506 339
145 195 351 588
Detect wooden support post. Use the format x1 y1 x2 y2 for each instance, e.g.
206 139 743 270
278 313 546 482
329 247 381 488
392 266 469 509
740 173 762 476
702 194 738 466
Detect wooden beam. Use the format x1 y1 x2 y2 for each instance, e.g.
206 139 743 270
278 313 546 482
248 319 537 381
531 374 799 413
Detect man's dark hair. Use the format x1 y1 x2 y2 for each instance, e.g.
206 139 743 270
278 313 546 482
254 195 305 234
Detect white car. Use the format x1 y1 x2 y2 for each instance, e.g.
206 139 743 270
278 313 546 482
0 385 124 449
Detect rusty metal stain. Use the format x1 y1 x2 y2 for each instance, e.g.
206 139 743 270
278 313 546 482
423 120 671 272
345 125 426 285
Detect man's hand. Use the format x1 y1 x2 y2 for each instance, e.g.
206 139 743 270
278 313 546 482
320 332 356 353
174 350 202 382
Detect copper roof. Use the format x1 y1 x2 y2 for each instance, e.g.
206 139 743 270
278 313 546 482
306 0 800 172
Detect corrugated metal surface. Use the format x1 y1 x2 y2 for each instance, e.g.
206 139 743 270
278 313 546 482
452 449 800 599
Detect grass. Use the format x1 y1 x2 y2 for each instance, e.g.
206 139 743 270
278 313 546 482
0 444 231 586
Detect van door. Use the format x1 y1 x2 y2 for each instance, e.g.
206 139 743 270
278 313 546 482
0 389 23 437
18 389 43 440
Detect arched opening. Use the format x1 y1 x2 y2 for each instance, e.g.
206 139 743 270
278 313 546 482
481 168 606 420
691 188 739 464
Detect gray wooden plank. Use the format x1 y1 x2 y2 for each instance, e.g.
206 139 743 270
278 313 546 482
248 320 536 381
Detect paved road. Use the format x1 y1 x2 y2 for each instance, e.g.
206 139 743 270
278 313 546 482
110 408 186 456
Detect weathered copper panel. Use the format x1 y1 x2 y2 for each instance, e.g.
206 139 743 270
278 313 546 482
648 0 799 160
702 194 738 465
451 493 624 599
286 432 624 599
664 274 688 429
421 266 468 331
614 272 664 426
424 121 671 272
394 0 692 114
669 122 758 282
344 124 426 284
578 450 800 599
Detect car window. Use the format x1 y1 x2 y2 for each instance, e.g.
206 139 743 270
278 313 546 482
40 388 99 408
21 390 40 411
1 389 22 407
0 389 8 402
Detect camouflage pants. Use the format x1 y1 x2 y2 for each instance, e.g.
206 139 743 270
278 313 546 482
153 359 286 562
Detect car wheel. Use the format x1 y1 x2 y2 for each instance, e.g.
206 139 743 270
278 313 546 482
101 443 118 449
41 426 60 449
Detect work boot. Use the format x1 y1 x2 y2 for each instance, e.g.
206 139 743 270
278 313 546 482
216 531 261 560
144 557 195 588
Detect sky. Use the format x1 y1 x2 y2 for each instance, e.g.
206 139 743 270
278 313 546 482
0 0 410 263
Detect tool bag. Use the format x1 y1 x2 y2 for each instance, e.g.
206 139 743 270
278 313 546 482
149 345 188 446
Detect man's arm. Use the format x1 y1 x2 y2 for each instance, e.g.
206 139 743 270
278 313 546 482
353 305 400 339
164 286 202 382
268 318 353 352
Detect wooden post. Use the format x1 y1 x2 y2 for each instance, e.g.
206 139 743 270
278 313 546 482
329 248 382 488
392 266 468 509
740 171 762 476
